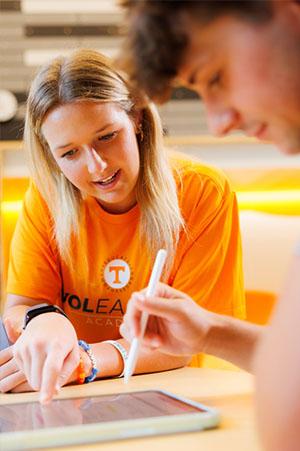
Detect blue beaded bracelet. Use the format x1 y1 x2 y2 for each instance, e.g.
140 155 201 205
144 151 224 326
78 339 98 383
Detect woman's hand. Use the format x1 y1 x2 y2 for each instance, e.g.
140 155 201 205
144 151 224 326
13 312 80 403
120 283 213 356
0 345 31 393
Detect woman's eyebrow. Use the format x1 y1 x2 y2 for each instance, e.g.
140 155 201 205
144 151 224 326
94 123 114 134
55 142 74 151
54 123 115 151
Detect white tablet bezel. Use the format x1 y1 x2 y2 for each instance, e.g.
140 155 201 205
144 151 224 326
0 389 220 450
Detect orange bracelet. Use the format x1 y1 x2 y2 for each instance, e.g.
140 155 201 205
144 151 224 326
77 357 85 385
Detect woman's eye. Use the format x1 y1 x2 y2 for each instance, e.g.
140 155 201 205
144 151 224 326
98 132 117 142
62 149 77 159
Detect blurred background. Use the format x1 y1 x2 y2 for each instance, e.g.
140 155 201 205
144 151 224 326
1 0 300 332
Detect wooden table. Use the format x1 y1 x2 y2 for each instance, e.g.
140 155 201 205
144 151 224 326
0 367 261 451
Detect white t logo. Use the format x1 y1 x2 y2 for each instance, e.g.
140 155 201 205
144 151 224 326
103 259 131 289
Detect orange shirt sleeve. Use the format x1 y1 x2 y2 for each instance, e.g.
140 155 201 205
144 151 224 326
7 182 62 303
170 162 245 320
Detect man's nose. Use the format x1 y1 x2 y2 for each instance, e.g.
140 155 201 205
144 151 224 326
206 106 241 137
85 146 108 174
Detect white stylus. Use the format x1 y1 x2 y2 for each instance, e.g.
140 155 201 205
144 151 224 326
124 249 167 384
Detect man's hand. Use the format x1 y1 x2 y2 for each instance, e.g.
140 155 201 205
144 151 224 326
120 283 212 356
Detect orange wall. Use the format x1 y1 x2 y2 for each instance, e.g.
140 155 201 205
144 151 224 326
2 178 29 284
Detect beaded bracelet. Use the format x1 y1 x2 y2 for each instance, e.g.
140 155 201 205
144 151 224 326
78 339 98 383
103 340 128 378
77 357 86 385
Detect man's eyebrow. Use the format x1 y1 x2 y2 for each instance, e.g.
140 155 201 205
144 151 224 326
187 62 206 86
186 71 197 86
54 123 114 151
175 61 206 89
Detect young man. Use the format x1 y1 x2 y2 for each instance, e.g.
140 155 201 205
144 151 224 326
119 2 300 450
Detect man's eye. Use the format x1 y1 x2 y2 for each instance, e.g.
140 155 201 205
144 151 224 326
62 149 77 158
98 132 117 142
208 72 221 88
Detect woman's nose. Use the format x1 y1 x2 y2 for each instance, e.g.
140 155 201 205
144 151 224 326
85 146 108 174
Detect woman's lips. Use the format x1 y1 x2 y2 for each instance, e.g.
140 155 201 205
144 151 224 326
93 169 121 190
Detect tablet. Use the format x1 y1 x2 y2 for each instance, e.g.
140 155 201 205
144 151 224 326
0 389 220 450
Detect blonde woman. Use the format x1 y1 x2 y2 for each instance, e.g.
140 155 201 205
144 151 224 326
0 49 244 403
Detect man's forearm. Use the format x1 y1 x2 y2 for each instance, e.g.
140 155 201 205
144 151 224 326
203 313 265 372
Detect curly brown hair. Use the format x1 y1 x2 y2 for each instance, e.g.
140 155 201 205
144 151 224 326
120 0 273 102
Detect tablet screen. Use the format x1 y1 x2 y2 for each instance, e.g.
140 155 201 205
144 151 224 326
0 390 206 433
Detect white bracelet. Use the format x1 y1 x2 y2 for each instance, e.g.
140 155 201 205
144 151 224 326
103 340 128 378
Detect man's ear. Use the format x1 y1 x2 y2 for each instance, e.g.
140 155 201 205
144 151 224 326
288 0 300 32
273 0 300 28
289 0 300 16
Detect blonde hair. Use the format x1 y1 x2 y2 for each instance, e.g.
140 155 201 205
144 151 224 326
24 49 184 272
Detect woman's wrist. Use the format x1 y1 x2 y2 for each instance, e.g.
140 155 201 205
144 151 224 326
93 341 128 378
78 340 98 383
102 340 128 377
68 347 93 385
80 347 93 377
3 305 30 342
70 339 130 384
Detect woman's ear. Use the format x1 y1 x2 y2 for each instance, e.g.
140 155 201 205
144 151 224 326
133 109 144 133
